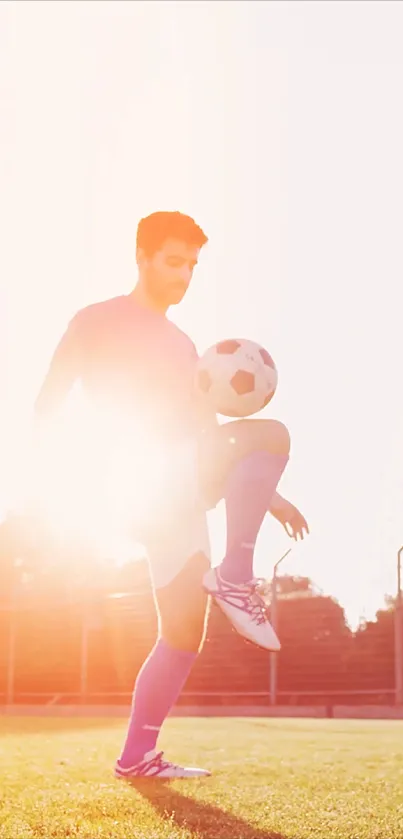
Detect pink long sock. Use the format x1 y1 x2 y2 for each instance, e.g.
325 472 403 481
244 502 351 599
118 638 197 768
220 451 289 585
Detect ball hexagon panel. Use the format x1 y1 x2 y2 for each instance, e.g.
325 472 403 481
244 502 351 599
216 339 241 355
230 369 256 396
259 347 276 368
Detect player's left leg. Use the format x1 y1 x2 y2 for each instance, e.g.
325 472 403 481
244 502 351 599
116 488 213 779
201 418 290 650
201 418 290 505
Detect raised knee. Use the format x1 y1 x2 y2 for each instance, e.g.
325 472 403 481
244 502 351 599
265 419 291 455
230 418 291 456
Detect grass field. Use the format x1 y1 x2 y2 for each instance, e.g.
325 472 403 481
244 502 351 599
1 717 403 839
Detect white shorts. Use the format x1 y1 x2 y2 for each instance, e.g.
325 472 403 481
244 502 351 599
129 440 212 590
144 507 211 589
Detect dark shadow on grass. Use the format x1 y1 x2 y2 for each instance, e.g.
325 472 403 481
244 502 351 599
130 779 291 839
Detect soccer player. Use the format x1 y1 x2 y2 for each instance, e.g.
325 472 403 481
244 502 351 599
34 211 309 778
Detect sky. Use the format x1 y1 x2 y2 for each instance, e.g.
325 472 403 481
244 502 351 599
1 0 403 628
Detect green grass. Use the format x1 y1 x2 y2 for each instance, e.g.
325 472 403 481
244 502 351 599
1 717 403 838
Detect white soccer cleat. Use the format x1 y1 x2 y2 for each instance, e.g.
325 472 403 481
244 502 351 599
114 750 211 780
203 566 281 652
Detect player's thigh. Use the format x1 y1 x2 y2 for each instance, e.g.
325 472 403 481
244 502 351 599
146 509 211 653
200 418 291 508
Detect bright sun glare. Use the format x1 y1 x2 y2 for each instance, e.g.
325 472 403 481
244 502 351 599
27 393 198 564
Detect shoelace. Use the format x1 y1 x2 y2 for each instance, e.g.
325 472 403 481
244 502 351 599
142 751 178 776
214 575 271 626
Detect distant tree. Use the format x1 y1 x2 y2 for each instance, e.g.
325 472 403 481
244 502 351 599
345 602 397 691
275 574 322 598
276 586 352 695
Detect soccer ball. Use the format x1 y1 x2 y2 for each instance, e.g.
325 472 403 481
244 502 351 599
196 338 278 418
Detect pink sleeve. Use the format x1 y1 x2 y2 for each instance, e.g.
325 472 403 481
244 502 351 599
34 313 84 417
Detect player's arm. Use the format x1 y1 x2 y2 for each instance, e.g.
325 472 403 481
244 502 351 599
22 313 85 512
195 391 220 435
192 341 220 435
198 402 220 434
34 313 83 426
269 492 309 541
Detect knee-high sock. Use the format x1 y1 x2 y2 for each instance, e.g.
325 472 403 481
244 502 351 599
220 451 288 585
118 638 197 768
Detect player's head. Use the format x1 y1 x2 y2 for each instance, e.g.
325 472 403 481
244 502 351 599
136 211 208 307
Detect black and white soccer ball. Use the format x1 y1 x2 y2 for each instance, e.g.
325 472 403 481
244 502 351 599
196 338 278 418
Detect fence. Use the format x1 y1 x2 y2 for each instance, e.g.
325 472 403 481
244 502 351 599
1 580 401 707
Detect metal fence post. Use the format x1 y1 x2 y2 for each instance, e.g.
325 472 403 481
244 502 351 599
6 606 16 706
80 610 89 703
395 547 403 705
269 549 291 706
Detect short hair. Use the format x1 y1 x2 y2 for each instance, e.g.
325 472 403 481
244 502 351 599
136 211 208 257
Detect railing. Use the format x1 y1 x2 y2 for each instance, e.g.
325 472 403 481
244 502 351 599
0 688 397 707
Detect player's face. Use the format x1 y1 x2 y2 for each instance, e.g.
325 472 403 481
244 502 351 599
139 238 200 307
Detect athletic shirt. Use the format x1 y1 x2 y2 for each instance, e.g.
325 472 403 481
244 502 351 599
35 295 200 444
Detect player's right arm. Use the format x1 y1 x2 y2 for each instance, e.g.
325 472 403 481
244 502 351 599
195 393 220 436
22 312 85 513
34 312 84 424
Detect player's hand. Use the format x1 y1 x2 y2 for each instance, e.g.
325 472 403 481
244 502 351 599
269 495 309 541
